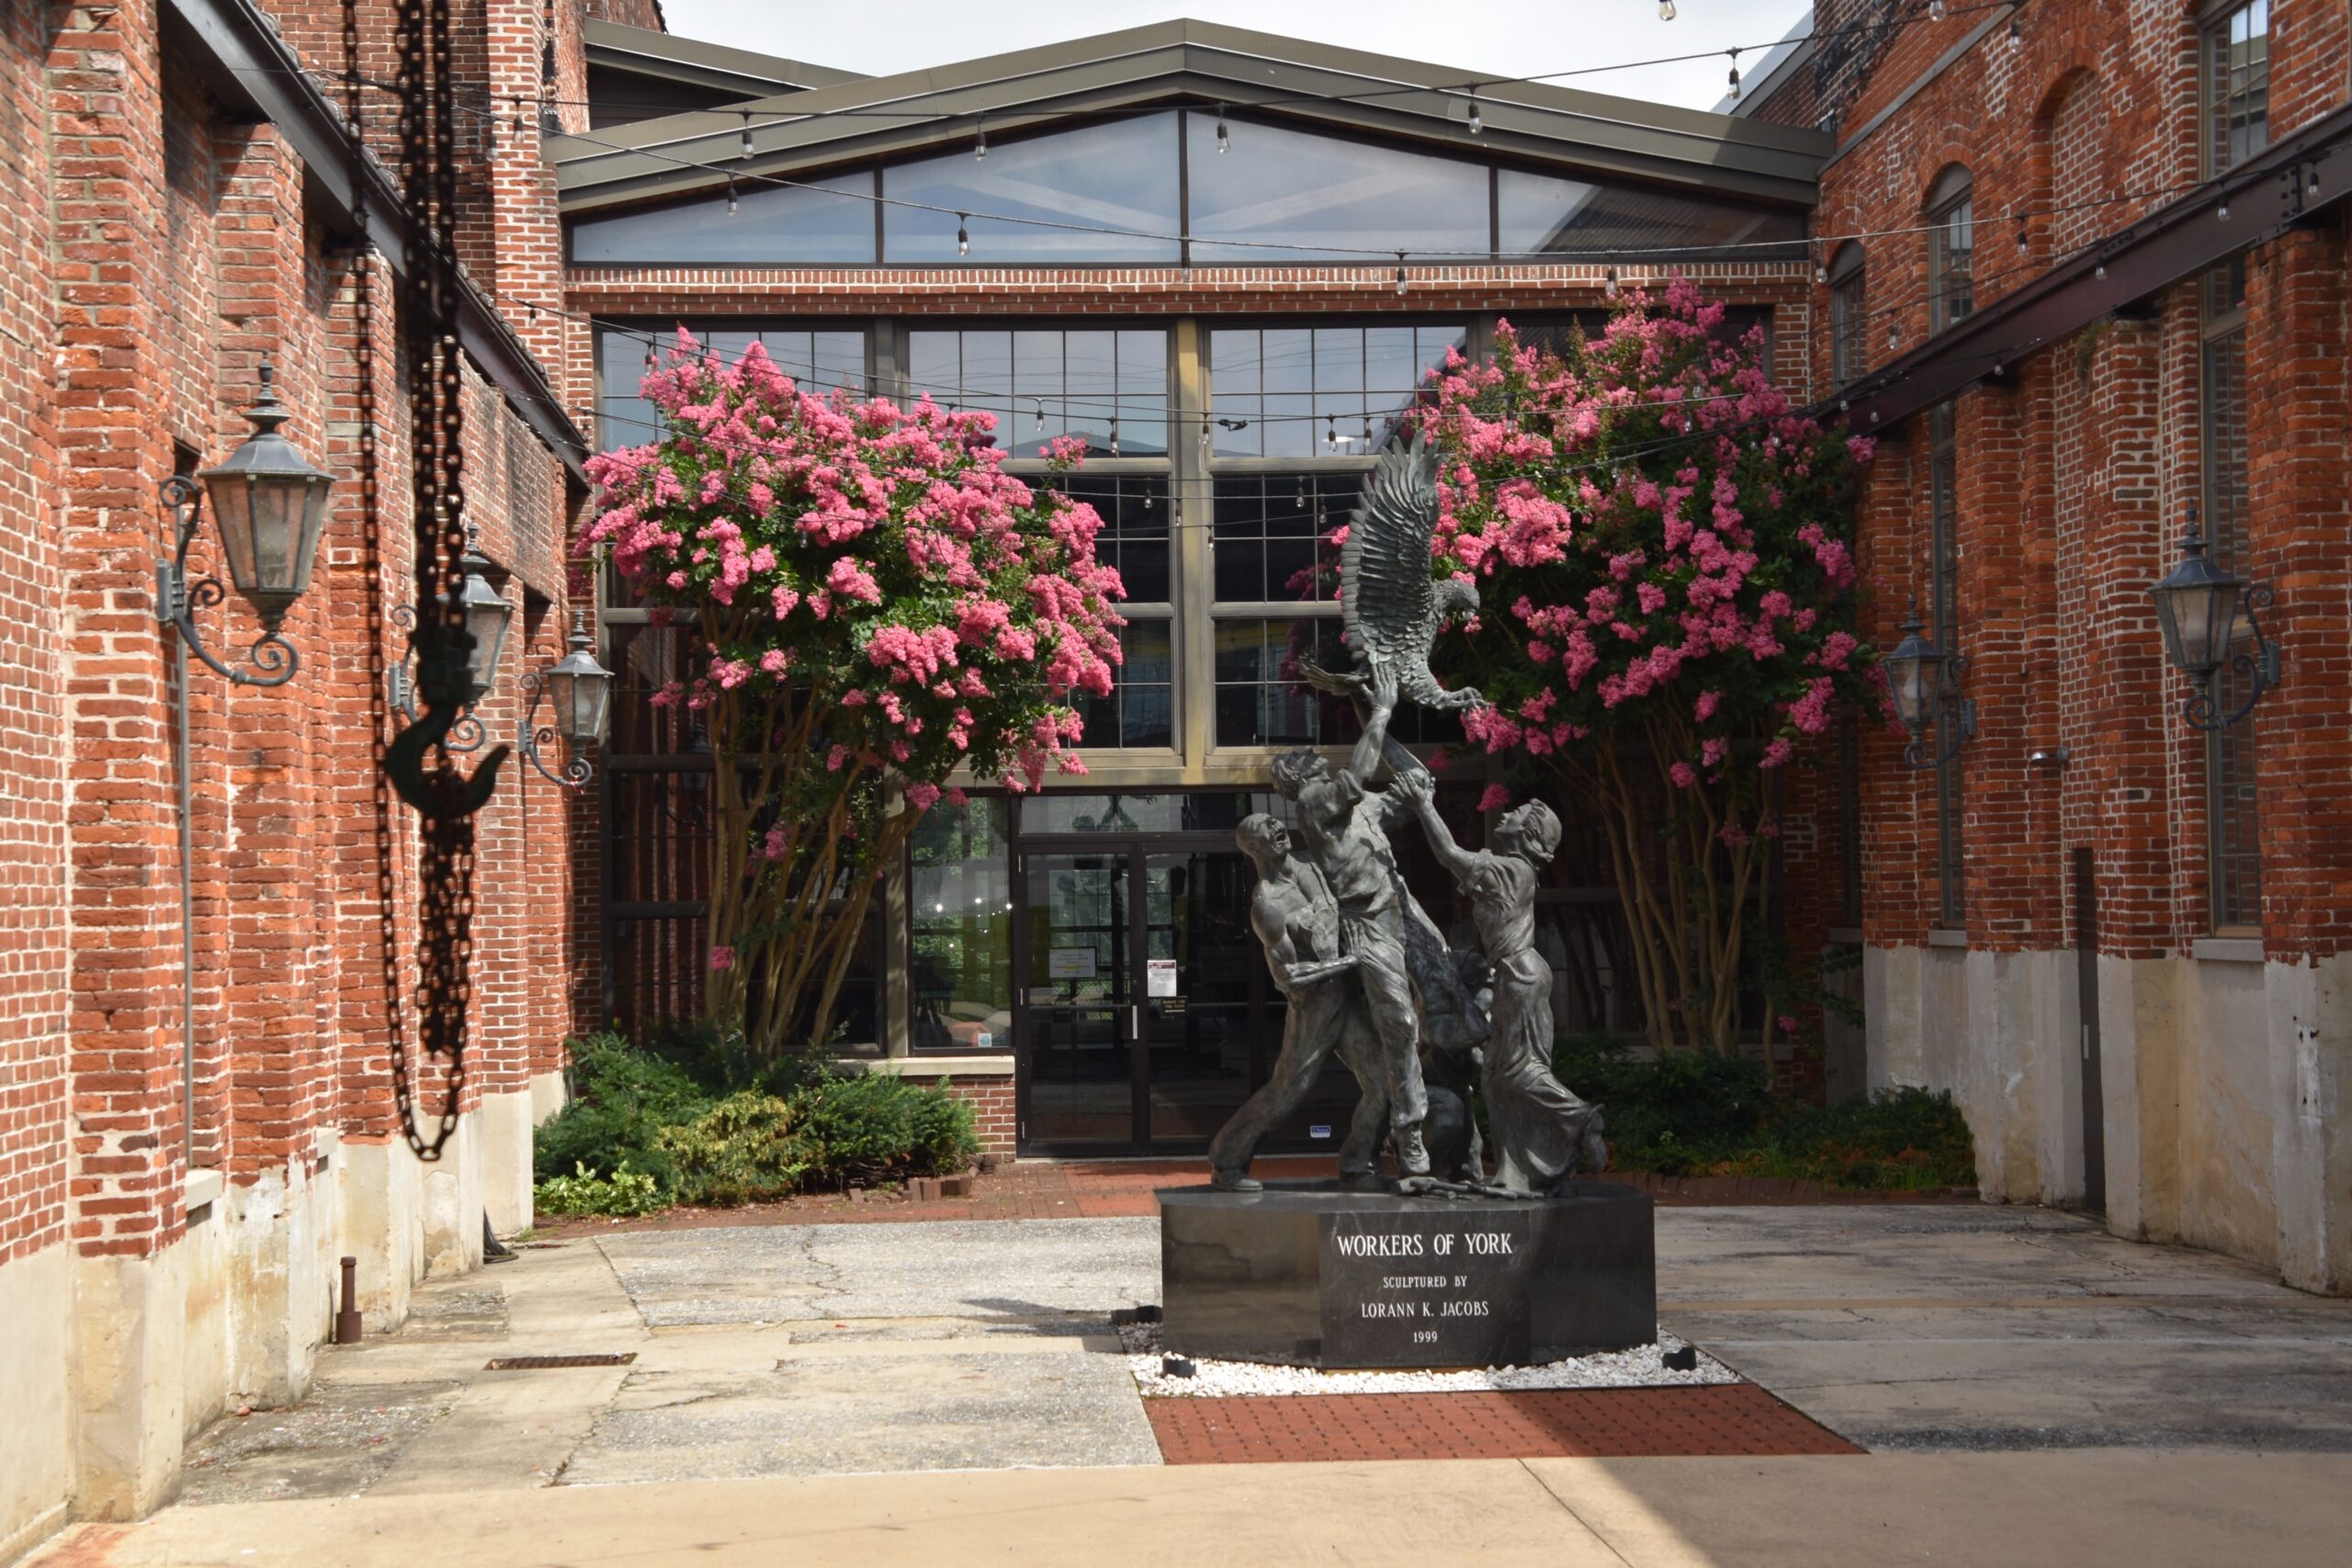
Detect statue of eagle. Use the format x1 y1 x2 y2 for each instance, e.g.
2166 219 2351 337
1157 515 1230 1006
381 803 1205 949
1303 435 1484 713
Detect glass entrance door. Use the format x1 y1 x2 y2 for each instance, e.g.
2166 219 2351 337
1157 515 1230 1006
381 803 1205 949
1019 851 1138 1149
1139 849 1257 1146
1017 842 1269 1153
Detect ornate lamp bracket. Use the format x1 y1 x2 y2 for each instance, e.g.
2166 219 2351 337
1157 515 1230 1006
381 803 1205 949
2183 584 2280 732
154 475 300 687
1902 654 1976 770
516 669 594 789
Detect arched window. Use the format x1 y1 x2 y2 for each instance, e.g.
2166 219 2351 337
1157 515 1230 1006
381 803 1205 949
1828 242 1867 383
1927 165 1973 332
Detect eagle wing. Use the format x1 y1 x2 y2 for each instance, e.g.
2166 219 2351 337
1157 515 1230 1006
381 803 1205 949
1340 436 1441 672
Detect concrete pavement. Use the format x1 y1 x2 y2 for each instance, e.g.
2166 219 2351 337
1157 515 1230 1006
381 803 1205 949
28 1197 2352 1564
31 1452 2351 1567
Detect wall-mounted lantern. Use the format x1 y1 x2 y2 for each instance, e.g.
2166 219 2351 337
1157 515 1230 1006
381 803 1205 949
1883 602 1975 769
154 358 335 685
517 613 613 788
389 526 514 750
2148 507 2278 731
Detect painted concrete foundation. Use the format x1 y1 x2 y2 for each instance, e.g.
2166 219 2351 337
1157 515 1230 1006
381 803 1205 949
1867 944 2351 1295
3 1101 534 1557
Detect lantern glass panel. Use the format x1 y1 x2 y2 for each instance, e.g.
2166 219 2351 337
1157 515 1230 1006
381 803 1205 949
207 476 261 602
461 582 512 700
567 668 611 744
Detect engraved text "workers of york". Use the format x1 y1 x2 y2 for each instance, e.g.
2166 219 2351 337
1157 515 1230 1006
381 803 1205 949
1331 1231 1516 1258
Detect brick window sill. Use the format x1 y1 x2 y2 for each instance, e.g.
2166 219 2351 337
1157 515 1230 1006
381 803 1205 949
1927 929 1969 950
2189 937 2264 965
842 1054 1016 1078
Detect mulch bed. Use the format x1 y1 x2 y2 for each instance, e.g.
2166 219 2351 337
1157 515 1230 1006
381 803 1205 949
1144 1384 1861 1464
527 1156 1974 1239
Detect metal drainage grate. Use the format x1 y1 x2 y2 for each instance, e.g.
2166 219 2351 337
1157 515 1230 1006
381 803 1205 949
483 1353 638 1371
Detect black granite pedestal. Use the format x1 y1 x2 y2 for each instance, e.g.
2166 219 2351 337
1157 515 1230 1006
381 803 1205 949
1159 1180 1656 1370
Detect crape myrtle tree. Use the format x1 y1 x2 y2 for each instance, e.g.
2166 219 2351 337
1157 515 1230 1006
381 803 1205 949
1414 285 1880 1056
584 335 1124 1055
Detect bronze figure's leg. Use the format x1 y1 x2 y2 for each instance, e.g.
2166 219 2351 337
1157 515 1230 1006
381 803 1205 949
1207 989 1349 1190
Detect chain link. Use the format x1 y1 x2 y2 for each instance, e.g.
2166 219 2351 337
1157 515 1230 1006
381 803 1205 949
371 0 492 1158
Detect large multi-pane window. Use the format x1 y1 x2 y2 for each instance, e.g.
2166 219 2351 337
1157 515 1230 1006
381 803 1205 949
566 111 1805 267
2204 1 2270 176
1205 323 1464 748
906 327 1169 457
1929 403 1964 930
1828 243 1868 383
2201 259 2261 930
905 328 1177 750
1927 167 1974 333
594 323 868 450
908 798 1014 1052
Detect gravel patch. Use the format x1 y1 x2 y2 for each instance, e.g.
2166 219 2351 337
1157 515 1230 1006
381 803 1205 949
1121 1323 1740 1398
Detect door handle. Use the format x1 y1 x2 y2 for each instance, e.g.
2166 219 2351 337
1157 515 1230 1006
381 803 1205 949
1128 1004 1141 1042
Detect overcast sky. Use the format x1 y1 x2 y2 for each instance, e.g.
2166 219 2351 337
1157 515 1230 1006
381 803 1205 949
660 1 1815 115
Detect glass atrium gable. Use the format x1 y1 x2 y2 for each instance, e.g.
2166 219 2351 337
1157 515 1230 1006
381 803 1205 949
566 111 1805 266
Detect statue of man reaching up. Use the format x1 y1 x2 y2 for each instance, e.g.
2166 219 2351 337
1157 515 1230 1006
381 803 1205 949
1267 660 1443 1178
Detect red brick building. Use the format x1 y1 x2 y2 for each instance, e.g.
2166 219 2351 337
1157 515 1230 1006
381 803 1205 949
6 0 2348 1553
1743 0 2350 1298
0 0 626 1548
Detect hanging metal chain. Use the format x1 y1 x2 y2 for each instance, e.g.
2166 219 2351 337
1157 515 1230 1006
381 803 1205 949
380 0 506 1157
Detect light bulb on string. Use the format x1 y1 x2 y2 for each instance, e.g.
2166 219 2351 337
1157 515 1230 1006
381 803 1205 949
1109 417 1121 458
956 214 969 255
1815 259 1828 285
1033 400 1046 433
975 123 988 162
1726 50 1741 100
1395 252 1408 295
2095 263 2107 279
1199 414 1212 458
1888 320 1899 351
1216 104 1229 153
726 176 739 218
1604 265 1619 299
1326 414 1339 452
2007 6 2022 49
1928 0 1944 19
1465 90 1483 134
1658 0 1676 18
2218 197 2230 220
740 112 754 161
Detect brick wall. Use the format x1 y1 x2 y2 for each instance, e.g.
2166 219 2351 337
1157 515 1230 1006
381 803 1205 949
1793 0 2352 966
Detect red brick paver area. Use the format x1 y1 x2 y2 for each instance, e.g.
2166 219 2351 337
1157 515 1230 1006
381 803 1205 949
1145 1385 1860 1464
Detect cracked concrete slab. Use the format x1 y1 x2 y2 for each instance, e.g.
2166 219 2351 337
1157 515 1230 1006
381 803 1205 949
594 1216 1159 1327
559 1347 1161 1483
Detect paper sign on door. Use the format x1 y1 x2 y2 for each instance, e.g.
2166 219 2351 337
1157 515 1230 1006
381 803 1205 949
1147 958 1179 998
1048 947 1097 979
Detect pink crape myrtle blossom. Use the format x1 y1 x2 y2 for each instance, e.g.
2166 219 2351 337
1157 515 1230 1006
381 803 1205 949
584 333 1125 1052
1417 288 1881 1055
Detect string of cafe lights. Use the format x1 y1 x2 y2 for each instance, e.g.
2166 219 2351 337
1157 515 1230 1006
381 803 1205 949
244 3 2099 269
324 0 2029 140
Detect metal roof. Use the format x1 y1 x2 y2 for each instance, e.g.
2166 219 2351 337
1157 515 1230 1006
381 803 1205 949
584 18 870 101
554 18 1831 217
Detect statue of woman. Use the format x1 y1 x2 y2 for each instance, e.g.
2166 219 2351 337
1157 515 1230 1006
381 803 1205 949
1391 772 1606 1194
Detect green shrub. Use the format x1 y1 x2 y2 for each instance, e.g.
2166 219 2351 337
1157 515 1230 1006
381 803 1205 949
1547 1036 1975 1190
532 1032 711 1190
533 1030 981 1205
787 1073 981 1190
533 1161 667 1218
1552 1038 1773 1174
655 1093 808 1206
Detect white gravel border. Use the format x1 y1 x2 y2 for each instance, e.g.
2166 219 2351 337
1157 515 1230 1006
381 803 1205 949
1121 1323 1740 1398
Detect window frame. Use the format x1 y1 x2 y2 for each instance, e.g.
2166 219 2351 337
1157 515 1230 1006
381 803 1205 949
2199 0 2271 180
1828 243 1868 384
2199 259 2261 932
1926 167 1974 334
563 106 1810 270
1928 402 1965 931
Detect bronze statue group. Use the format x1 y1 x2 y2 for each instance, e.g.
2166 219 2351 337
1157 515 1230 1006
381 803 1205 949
1208 658 1609 1199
